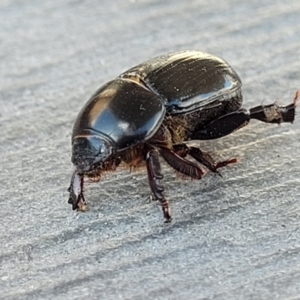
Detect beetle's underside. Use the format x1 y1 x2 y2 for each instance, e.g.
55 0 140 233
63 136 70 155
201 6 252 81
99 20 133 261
68 91 298 222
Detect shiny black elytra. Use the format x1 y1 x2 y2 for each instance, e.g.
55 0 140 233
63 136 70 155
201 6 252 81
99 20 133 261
68 50 298 222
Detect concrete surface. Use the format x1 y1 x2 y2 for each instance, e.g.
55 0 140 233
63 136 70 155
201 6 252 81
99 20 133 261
1 0 300 299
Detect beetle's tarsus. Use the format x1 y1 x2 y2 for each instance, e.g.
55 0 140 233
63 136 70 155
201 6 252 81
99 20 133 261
250 92 298 124
161 200 172 223
215 158 237 169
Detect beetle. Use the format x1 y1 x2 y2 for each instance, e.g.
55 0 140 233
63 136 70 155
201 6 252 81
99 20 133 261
68 50 298 222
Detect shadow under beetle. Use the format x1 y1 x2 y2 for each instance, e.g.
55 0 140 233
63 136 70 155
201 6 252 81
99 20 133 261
68 50 298 222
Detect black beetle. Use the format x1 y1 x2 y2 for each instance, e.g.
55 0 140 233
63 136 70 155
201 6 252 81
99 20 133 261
68 50 298 222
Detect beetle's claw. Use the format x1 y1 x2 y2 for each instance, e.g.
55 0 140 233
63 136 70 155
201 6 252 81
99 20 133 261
164 210 172 223
68 192 79 209
76 194 87 211
68 192 86 211
216 171 223 178
161 200 172 222
293 91 299 106
164 217 172 223
68 196 73 205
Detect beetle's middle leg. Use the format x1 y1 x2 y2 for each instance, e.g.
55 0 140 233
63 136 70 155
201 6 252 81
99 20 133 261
146 147 172 222
173 144 237 174
159 147 205 180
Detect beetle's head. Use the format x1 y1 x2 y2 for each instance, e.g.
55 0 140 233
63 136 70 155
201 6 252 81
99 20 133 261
72 135 113 173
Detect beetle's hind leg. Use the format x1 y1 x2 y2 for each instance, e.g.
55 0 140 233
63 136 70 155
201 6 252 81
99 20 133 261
146 148 172 222
173 144 236 174
192 108 251 140
193 91 298 140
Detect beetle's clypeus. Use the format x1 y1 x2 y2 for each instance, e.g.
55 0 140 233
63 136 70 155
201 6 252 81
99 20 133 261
68 50 298 222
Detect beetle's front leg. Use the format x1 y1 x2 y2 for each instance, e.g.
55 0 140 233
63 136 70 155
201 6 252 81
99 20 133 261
67 172 87 211
145 148 171 222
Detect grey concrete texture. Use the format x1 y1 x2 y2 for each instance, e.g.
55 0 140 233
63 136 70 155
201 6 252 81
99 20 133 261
1 0 300 299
